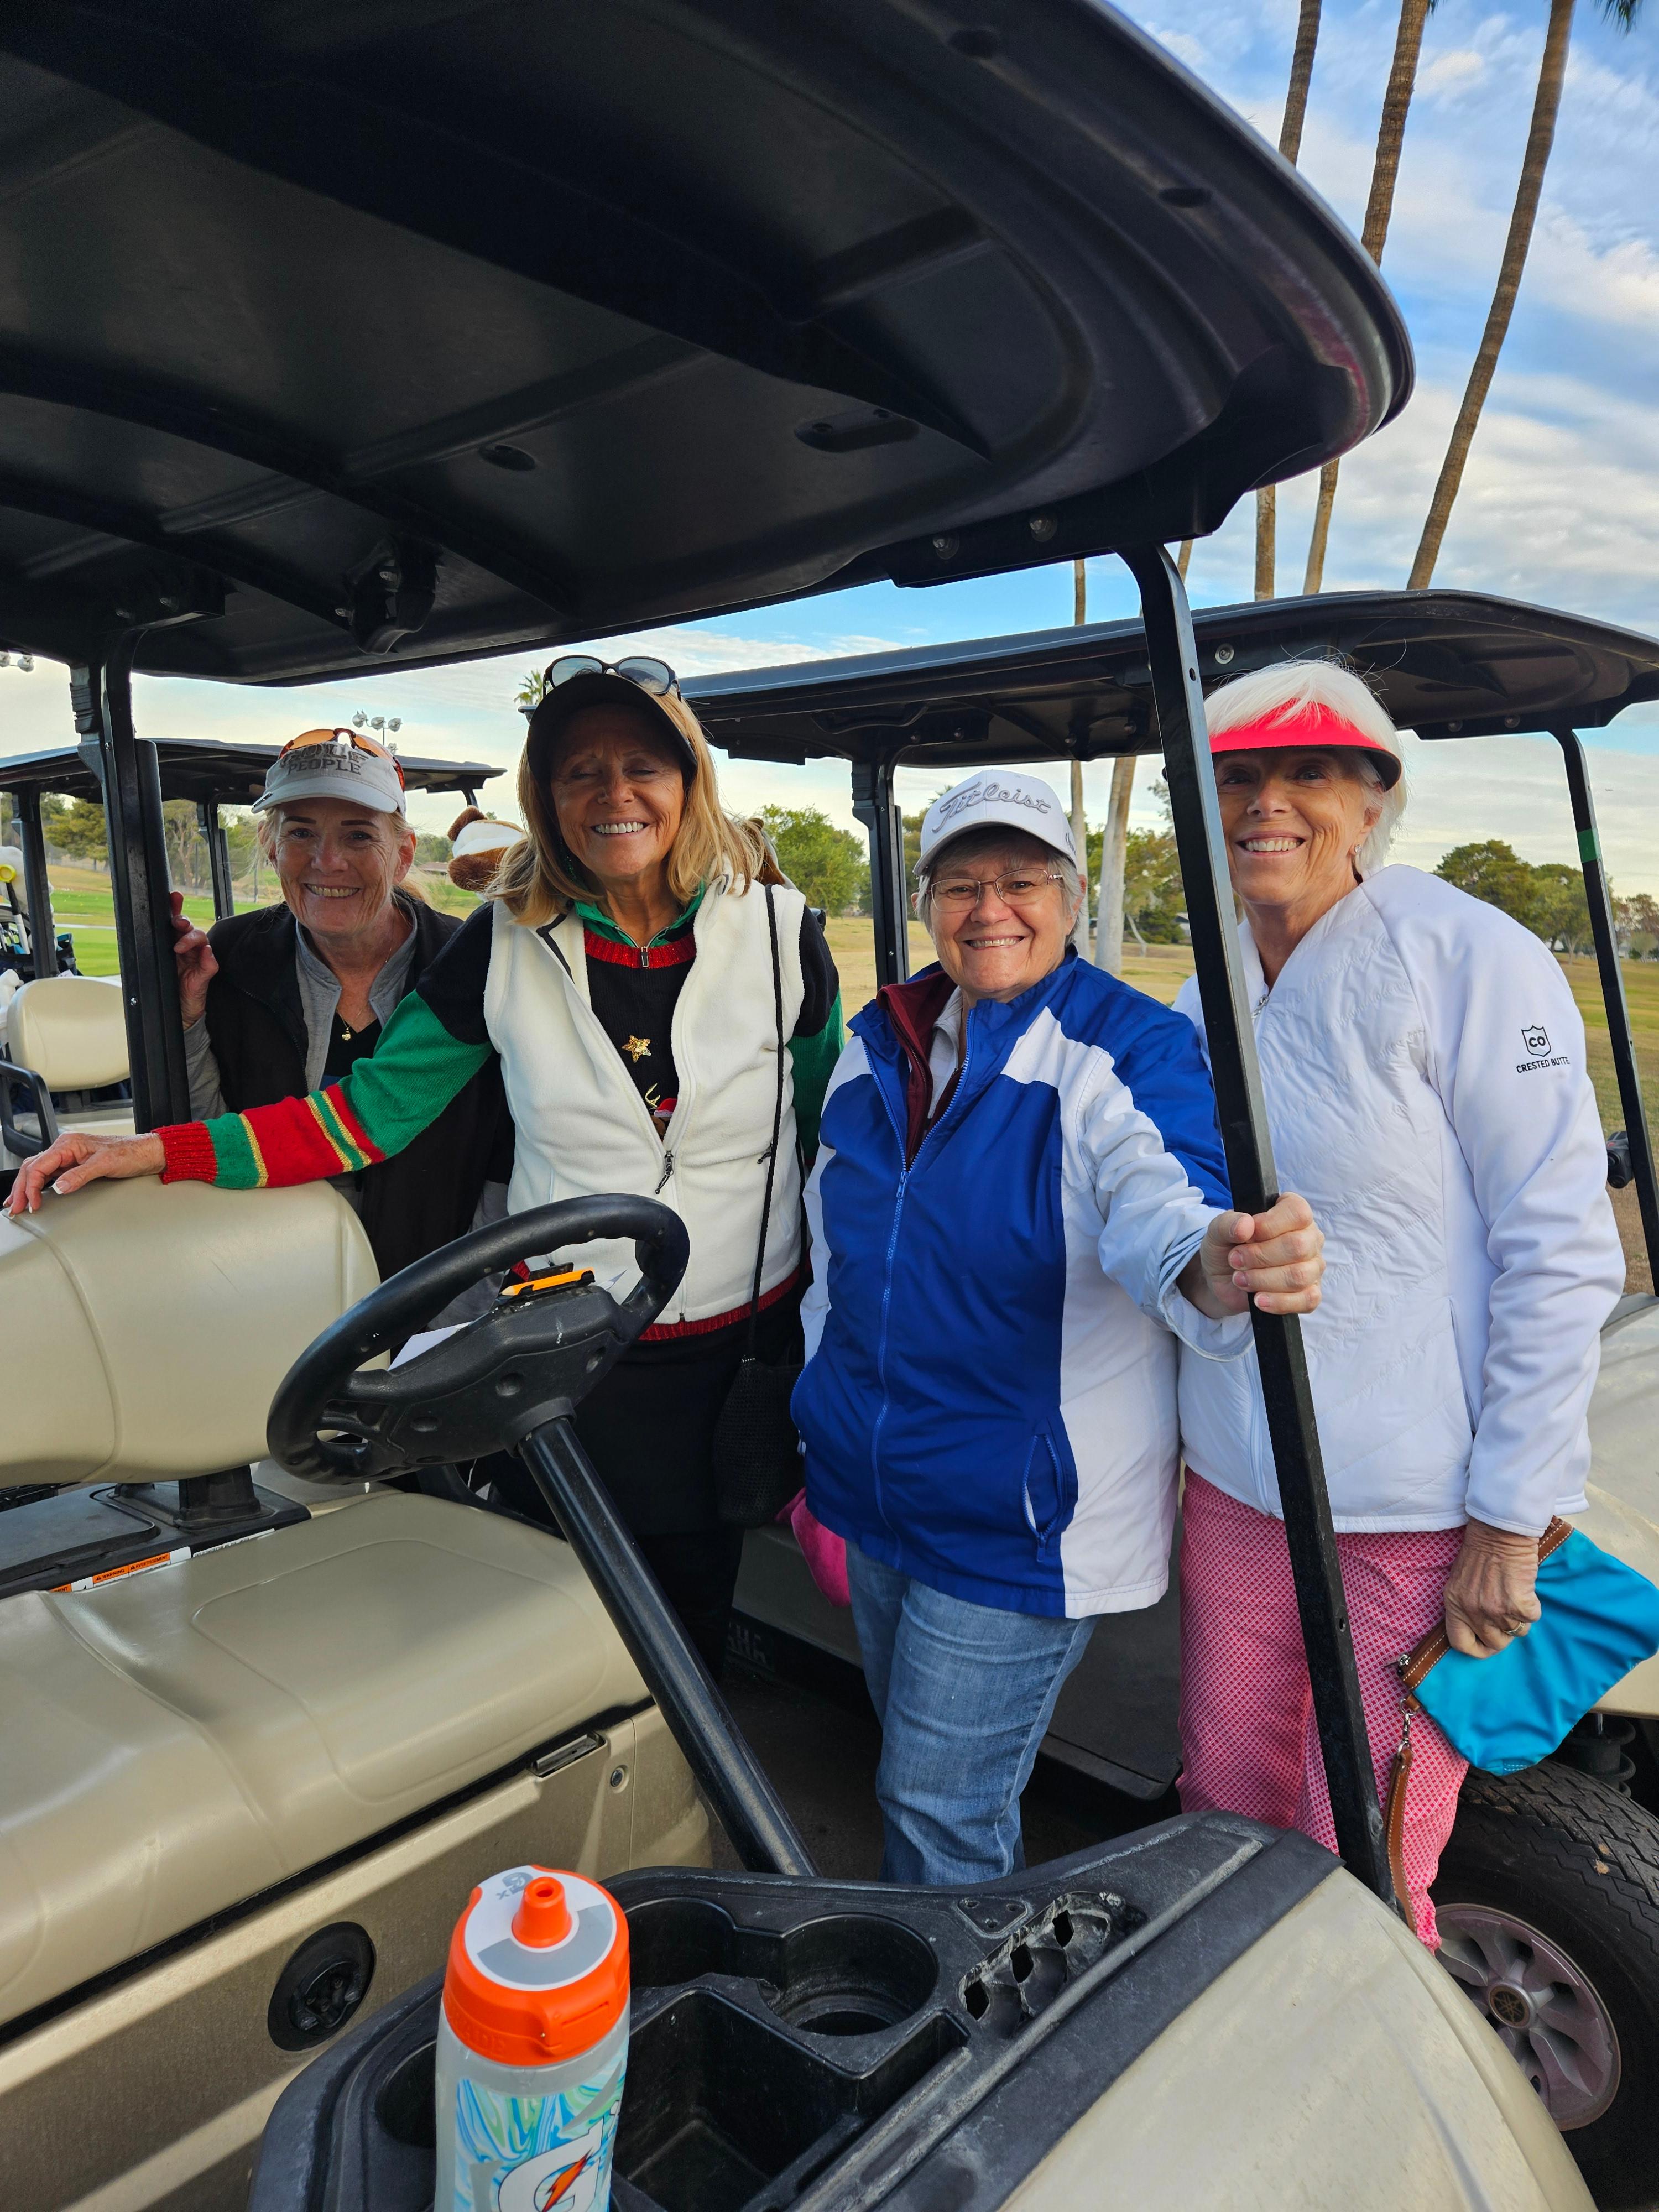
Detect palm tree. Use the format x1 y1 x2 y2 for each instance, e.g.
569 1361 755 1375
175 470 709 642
1302 0 1434 592
1408 0 1640 587
515 665 545 715
1255 0 1324 598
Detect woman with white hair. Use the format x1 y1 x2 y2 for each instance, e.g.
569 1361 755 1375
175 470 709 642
796 768 1326 1885
1172 658 1625 1944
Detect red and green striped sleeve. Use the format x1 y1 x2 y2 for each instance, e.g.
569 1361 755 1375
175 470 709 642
158 905 495 1188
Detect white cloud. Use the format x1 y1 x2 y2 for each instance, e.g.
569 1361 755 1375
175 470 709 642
1420 49 1489 99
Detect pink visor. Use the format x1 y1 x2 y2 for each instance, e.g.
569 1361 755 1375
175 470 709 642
1208 703 1402 790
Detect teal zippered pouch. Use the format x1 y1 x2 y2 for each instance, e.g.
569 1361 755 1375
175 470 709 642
1402 1520 1659 1775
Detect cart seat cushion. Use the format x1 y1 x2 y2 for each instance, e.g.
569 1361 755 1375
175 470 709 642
0 1178 378 1484
0 1493 646 2027
4 975 129 1090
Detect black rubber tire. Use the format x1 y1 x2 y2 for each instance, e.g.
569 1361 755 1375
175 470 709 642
1434 1762 1659 2209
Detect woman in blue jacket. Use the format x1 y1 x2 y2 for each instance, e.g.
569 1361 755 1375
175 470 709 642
795 770 1325 1884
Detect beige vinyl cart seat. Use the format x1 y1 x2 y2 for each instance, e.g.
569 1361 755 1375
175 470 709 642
0 1176 651 2023
2 973 135 1147
0 1492 648 2026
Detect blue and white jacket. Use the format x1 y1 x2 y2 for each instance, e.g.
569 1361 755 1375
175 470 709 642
795 953 1245 1620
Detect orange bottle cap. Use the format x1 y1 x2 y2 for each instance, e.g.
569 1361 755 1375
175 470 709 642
442 1865 629 2068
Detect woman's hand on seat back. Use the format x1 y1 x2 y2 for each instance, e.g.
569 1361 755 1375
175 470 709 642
4 1129 165 1215
1184 1195 1324 1319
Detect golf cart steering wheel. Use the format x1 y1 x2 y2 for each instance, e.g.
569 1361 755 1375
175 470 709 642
268 1195 688 1483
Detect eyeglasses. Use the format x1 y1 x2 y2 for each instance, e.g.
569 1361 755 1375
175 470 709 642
927 868 1066 910
538 655 680 703
278 727 406 786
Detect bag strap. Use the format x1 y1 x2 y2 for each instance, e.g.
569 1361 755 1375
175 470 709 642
743 883 787 1359
1382 1513 1574 1921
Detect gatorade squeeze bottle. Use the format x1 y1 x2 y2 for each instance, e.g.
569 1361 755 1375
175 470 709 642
435 1865 630 2212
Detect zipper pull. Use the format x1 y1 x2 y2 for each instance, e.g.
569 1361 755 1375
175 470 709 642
654 1150 675 1194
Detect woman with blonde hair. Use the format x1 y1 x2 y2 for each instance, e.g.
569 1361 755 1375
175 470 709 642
1171 656 1624 1944
13 659 843 1668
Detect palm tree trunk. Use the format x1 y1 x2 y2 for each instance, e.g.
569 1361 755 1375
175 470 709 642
1176 539 1193 580
1409 0 1575 588
1069 755 1091 956
1069 560 1091 954
1302 0 1433 593
1255 0 1322 600
1255 486 1276 599
1280 0 1323 160
1093 757 1136 974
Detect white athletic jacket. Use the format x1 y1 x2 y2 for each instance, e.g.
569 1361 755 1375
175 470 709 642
1174 867 1624 1537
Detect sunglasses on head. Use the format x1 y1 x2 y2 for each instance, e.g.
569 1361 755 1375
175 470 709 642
538 655 680 705
279 727 407 786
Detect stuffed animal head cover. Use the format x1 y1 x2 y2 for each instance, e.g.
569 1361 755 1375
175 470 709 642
448 807 521 893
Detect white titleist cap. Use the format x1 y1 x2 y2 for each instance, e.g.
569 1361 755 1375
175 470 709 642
253 728 407 816
918 769 1075 872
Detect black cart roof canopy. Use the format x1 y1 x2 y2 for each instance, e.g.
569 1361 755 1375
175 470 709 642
0 1 1406 686
687 589 1659 766
0 738 499 808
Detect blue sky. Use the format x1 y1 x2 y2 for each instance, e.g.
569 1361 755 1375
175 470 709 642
4 2 1658 886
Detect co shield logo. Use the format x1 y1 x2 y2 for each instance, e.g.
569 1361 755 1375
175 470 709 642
1522 1023 1551 1057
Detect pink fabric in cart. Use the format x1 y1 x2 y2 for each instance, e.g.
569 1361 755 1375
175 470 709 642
785 1489 851 1608
1177 1470 1467 1947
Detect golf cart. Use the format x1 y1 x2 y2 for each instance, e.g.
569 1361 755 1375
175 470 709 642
688 587 1659 2205
0 737 499 1177
0 0 1585 2207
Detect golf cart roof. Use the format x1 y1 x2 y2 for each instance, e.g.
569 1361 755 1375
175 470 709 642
0 738 499 808
0 2 1407 685
687 589 1659 766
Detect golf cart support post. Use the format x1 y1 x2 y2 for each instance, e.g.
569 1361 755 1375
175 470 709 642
12 785 56 978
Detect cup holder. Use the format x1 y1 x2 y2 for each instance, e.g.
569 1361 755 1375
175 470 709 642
374 2039 436 2147
627 1900 938 2041
767 1915 937 2038
629 1897 748 1989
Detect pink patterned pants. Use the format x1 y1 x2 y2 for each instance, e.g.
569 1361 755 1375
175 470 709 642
1177 1470 1468 1947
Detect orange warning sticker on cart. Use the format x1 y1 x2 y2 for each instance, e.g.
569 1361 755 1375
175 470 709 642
52 1546 190 1594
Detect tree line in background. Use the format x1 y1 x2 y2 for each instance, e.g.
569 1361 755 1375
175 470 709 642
1434 839 1659 956
9 788 1651 964
755 797 1657 967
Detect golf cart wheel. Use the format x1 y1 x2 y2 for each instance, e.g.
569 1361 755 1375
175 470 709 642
1434 1762 1659 2209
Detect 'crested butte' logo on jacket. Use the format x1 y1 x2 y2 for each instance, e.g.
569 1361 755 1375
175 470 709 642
1517 1022 1568 1073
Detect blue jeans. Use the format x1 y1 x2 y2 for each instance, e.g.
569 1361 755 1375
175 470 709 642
846 1543 1097 1886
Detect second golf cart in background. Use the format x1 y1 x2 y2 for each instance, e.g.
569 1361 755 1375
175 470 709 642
687 585 1659 2206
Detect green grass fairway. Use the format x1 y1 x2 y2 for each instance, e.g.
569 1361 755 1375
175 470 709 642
39 862 481 978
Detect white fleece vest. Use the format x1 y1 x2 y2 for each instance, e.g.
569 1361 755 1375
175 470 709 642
483 879 807 1326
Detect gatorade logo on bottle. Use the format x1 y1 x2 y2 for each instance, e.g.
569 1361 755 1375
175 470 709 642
435 1865 630 2212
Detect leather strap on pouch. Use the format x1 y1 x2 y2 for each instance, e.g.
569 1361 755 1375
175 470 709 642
1380 1517 1571 1917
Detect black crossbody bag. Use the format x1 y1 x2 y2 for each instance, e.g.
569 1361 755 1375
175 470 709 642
712 883 808 1527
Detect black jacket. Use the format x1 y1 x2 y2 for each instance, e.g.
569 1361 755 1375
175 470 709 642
199 895 510 1280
